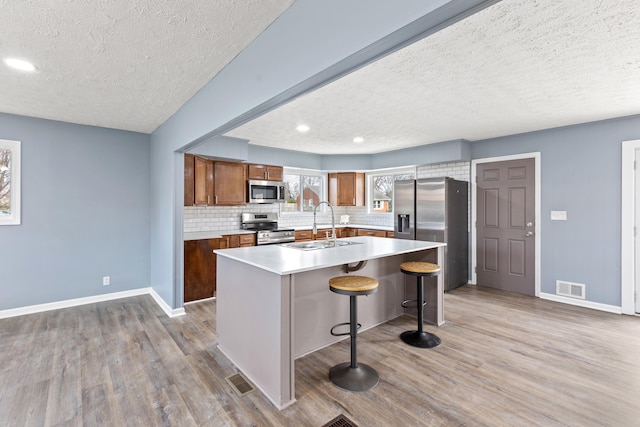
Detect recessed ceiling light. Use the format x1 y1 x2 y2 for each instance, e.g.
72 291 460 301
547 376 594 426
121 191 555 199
296 124 310 133
353 137 364 143
3 57 36 72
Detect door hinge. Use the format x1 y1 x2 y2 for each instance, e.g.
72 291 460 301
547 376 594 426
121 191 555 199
474 266 477 274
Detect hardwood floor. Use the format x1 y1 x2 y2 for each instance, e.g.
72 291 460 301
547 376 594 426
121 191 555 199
1 285 638 426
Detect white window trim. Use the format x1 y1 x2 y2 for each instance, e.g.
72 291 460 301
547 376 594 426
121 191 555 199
281 167 328 214
367 167 416 214
0 139 21 226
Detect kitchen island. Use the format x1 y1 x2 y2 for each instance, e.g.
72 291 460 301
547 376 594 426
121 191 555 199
215 236 446 409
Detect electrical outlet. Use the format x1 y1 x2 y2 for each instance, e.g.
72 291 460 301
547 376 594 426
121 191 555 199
103 276 110 286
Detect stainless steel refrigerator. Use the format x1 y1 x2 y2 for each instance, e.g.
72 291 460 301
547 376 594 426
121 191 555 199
394 177 468 291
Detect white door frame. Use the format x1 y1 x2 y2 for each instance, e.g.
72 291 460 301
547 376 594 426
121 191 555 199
470 152 541 296
621 139 640 315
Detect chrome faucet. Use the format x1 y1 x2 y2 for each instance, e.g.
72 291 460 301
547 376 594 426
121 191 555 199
313 201 336 246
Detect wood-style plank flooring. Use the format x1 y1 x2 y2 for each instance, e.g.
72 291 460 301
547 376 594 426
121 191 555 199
1 285 639 426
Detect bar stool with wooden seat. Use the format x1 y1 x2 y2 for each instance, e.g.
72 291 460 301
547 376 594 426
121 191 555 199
400 261 441 348
328 275 379 392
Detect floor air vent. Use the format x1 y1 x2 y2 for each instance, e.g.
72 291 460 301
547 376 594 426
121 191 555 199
225 372 255 397
556 280 585 299
322 414 358 427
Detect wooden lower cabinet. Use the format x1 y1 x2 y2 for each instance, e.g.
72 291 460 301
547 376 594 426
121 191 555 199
296 227 392 240
295 230 313 241
314 228 334 240
225 233 256 248
357 228 387 238
184 234 256 303
184 238 219 302
341 227 357 237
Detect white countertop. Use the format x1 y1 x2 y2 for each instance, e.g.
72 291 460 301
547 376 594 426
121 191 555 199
184 224 392 241
184 229 255 241
292 223 393 231
214 236 445 275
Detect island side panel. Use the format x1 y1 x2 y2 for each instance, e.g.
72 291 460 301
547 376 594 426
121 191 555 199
292 255 406 358
216 256 294 408
403 247 444 325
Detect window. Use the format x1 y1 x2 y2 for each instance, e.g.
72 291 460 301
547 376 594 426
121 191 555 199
368 168 415 213
0 139 21 225
281 169 326 213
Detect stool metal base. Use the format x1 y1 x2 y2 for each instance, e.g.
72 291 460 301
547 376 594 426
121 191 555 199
329 363 379 392
400 330 441 348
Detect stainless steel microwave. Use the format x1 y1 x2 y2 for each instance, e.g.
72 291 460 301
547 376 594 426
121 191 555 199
247 180 285 203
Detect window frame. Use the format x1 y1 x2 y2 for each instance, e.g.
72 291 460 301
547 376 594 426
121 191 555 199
280 167 328 214
367 167 416 215
0 139 21 226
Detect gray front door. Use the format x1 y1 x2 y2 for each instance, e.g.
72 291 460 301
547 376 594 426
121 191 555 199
477 158 535 295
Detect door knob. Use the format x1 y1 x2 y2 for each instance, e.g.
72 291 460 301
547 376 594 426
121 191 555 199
525 231 534 237
526 222 533 227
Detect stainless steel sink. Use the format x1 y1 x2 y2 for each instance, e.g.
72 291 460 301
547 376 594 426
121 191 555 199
280 240 361 250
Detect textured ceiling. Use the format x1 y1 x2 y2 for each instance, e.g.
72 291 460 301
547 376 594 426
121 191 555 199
226 0 640 155
0 0 294 133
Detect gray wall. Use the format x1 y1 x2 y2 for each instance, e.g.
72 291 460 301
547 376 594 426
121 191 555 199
150 0 476 308
471 115 640 306
0 113 150 310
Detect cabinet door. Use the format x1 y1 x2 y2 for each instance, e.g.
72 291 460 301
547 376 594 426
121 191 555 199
357 228 386 237
184 239 216 302
342 227 356 237
184 154 195 206
247 164 268 180
226 234 240 248
295 230 313 241
329 172 366 206
337 173 356 206
247 164 283 181
194 156 214 206
266 166 283 181
239 234 256 247
314 228 332 240
214 161 246 205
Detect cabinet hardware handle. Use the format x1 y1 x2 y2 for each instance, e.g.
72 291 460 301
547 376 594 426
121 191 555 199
215 196 218 204
207 195 210 204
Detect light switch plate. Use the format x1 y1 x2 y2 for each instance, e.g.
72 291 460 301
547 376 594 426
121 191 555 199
550 211 567 221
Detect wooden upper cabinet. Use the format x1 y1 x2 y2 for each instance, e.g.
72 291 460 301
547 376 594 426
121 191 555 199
247 164 283 181
184 154 195 206
328 172 365 206
214 161 246 205
194 156 214 206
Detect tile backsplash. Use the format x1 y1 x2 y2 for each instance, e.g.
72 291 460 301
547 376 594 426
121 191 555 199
184 162 470 233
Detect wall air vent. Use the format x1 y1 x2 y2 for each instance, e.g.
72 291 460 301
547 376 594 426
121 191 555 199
556 280 585 299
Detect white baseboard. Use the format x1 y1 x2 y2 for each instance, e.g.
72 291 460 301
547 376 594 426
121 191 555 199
149 287 186 318
539 292 622 314
0 287 186 319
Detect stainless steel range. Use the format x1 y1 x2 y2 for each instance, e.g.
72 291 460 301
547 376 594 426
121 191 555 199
241 212 295 245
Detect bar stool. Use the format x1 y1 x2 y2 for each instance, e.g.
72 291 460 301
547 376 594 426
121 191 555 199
400 261 441 348
328 275 379 392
